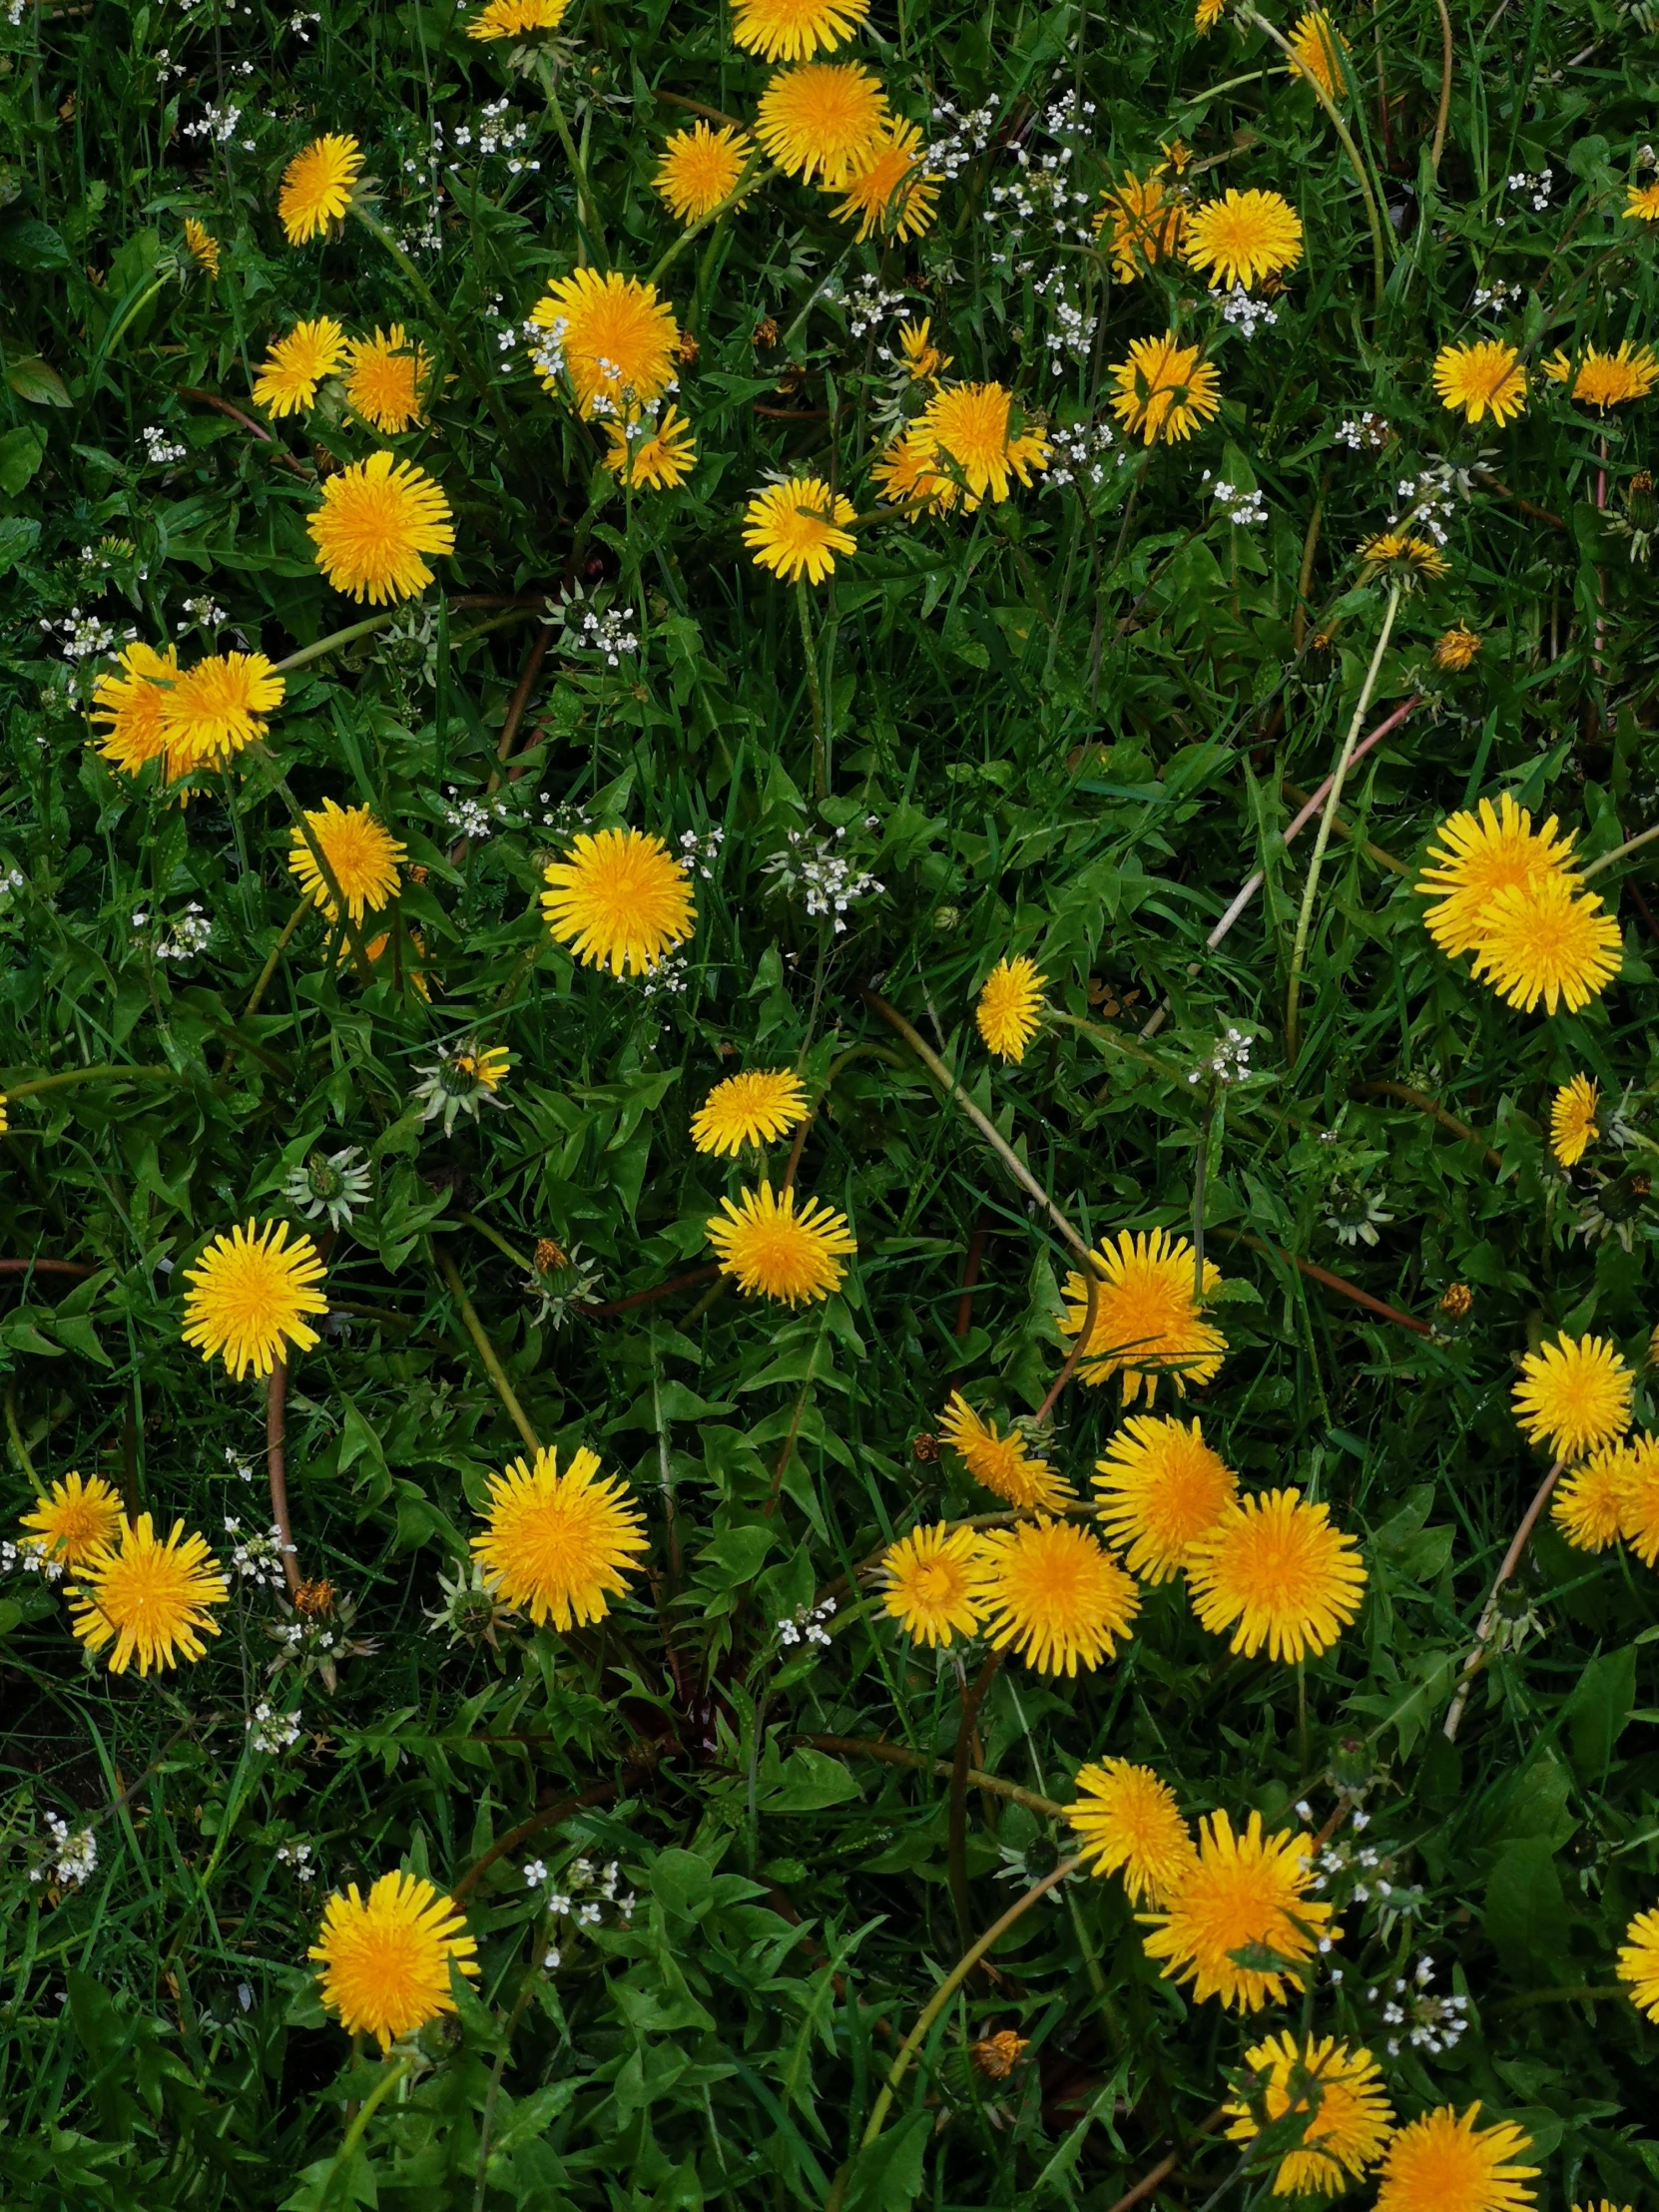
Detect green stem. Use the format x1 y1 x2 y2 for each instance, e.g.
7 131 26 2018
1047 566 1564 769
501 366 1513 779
947 1650 1004 1950
455 1210 536 1275
1284 581 1400 1060
5 1381 46 1498
6 1064 188 1099
326 2054 415 2194
271 613 398 676
241 900 309 1022
433 1245 541 1454
797 580 829 802
647 155 774 288
350 202 518 442
536 57 604 265
798 1734 1065 1818
1582 819 1659 882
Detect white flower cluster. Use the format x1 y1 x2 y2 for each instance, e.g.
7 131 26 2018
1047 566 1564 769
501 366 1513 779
1032 270 1097 370
155 902 213 961
523 1854 637 1969
567 602 640 665
637 951 690 1002
1387 465 1458 546
275 1619 336 1649
1205 475 1268 528
778 1596 836 1649
248 1701 302 1755
183 102 254 149
1334 412 1390 449
678 826 726 880
1373 1958 1470 2057
1044 419 1118 490
923 99 996 180
0 1537 65 1582
225 1447 256 1485
143 424 187 464
176 595 226 631
1506 165 1554 210
41 608 130 660
843 276 914 340
1472 276 1521 311
1187 1023 1254 1087
1042 89 1097 135
6 1 27 24
1220 285 1278 339
225 1517 291 1590
276 1838 317 1882
763 826 884 933
30 1814 98 1889
0 864 25 902
442 787 512 839
454 98 540 169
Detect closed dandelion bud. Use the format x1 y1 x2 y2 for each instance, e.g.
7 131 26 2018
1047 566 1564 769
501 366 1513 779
1628 469 1657 528
535 1237 569 1276
753 317 779 347
1303 628 1338 682
911 1430 940 1462
677 331 700 363
1437 1283 1472 1320
294 1578 335 1618
970 2030 1030 2080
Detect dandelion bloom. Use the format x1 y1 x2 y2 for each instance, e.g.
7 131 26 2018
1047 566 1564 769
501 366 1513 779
344 326 432 433
528 269 680 418
1092 1412 1238 1583
975 955 1046 1059
743 478 857 583
184 217 221 275
308 452 454 604
1624 181 1659 220
1225 2033 1395 2198
181 1218 328 1381
899 318 950 380
467 0 568 34
1140 1809 1336 2011
470 1445 648 1628
1359 529 1449 579
159 652 286 774
1433 339 1527 427
879 1523 986 1647
755 61 888 187
287 799 407 923
309 1873 479 2048
1186 1489 1367 1661
1416 795 1580 958
1194 0 1225 26
19 1470 124 1569
939 1391 1075 1512
1286 9 1352 99
1066 1759 1196 1905
971 1517 1141 1675
830 121 940 242
732 0 867 59
1551 1442 1633 1553
540 827 696 975
88 642 181 775
603 403 697 490
1183 189 1303 290
1619 1432 1659 1563
1470 874 1622 1015
252 317 346 417
1617 1905 1659 2017
1093 170 1186 282
1550 1073 1600 1166
872 430 955 515
1434 623 1482 670
1108 331 1222 444
277 133 362 244
1374 2104 1538 2212
691 1069 810 1155
1512 1333 1633 1461
1543 340 1659 409
705 1182 856 1305
910 383 1049 509
655 123 753 223
1059 1228 1227 1405
972 2029 1029 2077
68 1514 230 1675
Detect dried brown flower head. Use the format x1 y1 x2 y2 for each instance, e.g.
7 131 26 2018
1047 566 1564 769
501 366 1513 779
971 2029 1030 2079
535 1237 570 1275
294 1577 335 1618
1437 1284 1472 1321
912 1430 940 1463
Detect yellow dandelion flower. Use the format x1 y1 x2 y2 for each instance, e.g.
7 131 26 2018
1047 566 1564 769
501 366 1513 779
970 1517 1141 1676
655 124 753 224
1572 2204 1635 2212
88 642 181 776
252 317 346 418
1185 1488 1367 1662
910 382 1050 510
1470 873 1622 1015
1415 794 1580 958
603 402 698 490
1139 1809 1336 2011
68 1514 229 1675
1183 189 1303 290
308 452 455 604
1059 1228 1227 1405
528 269 680 419
705 1182 856 1305
755 60 888 187
938 1391 1076 1513
975 955 1047 1060
184 217 221 276
1066 1759 1196 1905
466 0 568 34
158 651 286 775
899 317 951 381
1093 170 1187 283
1619 1432 1659 1563
470 1444 648 1628
971 2029 1029 2078
691 1069 810 1155
181 1217 328 1381
1617 1905 1659 2017
1625 181 1659 221
19 1470 124 1568
743 477 857 584
1226 2033 1395 2198
1433 339 1527 427
1374 2104 1538 2212
732 0 867 59
540 827 696 975
1108 330 1222 444
1434 623 1482 670
309 1873 479 2049
1359 529 1450 579
1092 1412 1238 1584
1286 10 1353 100
0 1093 7 1136
343 325 431 433
277 133 362 245
1544 340 1659 409
879 1523 986 1647
830 120 940 243
1195 0 1226 29
1551 1442 1632 1552
1550 1073 1600 1166
286 799 406 923
1512 1332 1633 1462
871 429 955 515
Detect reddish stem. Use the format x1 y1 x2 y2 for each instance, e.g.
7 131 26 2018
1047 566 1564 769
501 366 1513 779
266 1359 302 1596
582 1266 721 1319
954 1218 989 1339
0 1258 96 1279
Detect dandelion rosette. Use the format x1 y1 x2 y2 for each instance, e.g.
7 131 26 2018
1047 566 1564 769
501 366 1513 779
470 1444 648 1629
308 1871 479 2047
1066 1759 1196 1905
528 270 680 419
540 827 696 975
1224 2032 1396 2197
19 1470 124 1568
938 1391 1075 1512
180 1217 328 1381
1183 189 1303 291
975 954 1047 1059
970 1517 1141 1675
731 0 869 61
1549 1073 1600 1166
1108 331 1222 444
253 317 347 417
1416 794 1580 958
1139 1809 1337 2011
1058 1227 1227 1404
287 799 406 922
754 61 889 187
68 1514 230 1675
743 478 857 583
1092 1412 1239 1583
344 326 432 433
1512 1333 1633 1461
1185 1488 1368 1662
1433 340 1528 427
277 133 362 244
878 1523 986 1647
655 125 753 224
691 1068 811 1155
308 452 455 604
1373 2103 1538 2212
705 1182 856 1305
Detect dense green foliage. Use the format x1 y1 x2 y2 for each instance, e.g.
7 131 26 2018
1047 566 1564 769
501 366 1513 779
5 0 1659 2203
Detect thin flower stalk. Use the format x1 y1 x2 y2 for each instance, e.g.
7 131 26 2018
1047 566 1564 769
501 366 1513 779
1442 1459 1565 1741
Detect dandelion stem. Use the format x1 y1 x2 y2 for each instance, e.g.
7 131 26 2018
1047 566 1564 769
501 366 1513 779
266 1358 303 1598
1430 0 1454 175
432 1244 542 1455
5 1063 188 1098
454 1210 536 1275
536 58 605 264
1442 1457 1564 1741
1582 818 1659 882
647 153 774 287
241 900 309 1022
947 1649 1004 1949
325 2052 416 2185
5 1380 45 1498
1034 1257 1100 1425
271 613 398 676
798 1734 1065 1818
1100 2111 1231 2212
797 580 829 802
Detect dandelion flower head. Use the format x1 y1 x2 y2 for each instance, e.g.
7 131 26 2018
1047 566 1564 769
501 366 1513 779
184 217 220 275
1544 340 1659 410
309 1872 479 2048
181 1217 328 1381
1434 622 1482 671
1551 1441 1633 1552
1185 1488 1368 1662
743 478 857 584
1066 1759 1196 1905
872 429 957 515
1093 170 1186 282
1139 1808 1336 2011
1359 530 1450 579
732 0 868 59
68 1514 230 1675
1286 10 1352 99
692 1069 810 1155
1092 1412 1238 1583
287 799 406 922
89 642 181 777
705 1182 856 1305
975 955 1047 1060
1373 2103 1538 2212
470 1444 648 1629
1624 181 1659 221
899 317 951 381
830 120 941 242
754 60 889 187
529 269 680 419
1226 2033 1395 2198
1108 331 1222 444
253 317 346 417
1184 189 1303 290
277 133 362 244
909 382 1049 509
939 1391 1075 1513
1550 1073 1600 1166
540 827 696 975
158 652 286 775
344 326 432 433
604 402 698 491
1616 1432 1659 1564
1059 1228 1227 1404
467 0 568 34
1512 1332 1633 1461
879 1523 986 1647
971 1517 1141 1675
20 1470 124 1569
1470 873 1622 1015
1433 339 1528 427
308 452 455 604
655 124 753 224
1415 794 1580 958
1617 1904 1659 2017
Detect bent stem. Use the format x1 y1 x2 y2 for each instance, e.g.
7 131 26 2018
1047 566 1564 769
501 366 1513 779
1034 1253 1101 1425
1430 0 1454 174
432 1244 541 1454
1284 581 1401 1061
1443 1457 1564 1741
326 2052 416 2189
266 1359 302 1596
271 614 398 676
